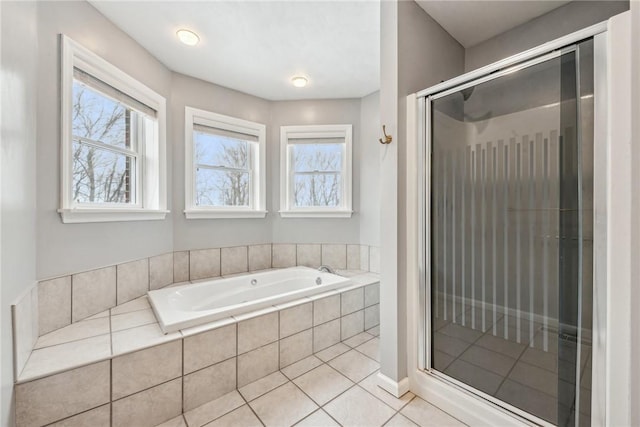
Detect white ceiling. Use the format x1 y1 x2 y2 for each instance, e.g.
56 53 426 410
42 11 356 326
89 1 572 101
416 0 571 48
89 1 380 101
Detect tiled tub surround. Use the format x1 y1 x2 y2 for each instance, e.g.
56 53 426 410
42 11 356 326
14 274 379 427
12 244 380 380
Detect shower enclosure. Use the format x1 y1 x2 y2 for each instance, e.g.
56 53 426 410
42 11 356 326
418 36 599 426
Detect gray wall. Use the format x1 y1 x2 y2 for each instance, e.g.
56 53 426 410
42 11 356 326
630 2 640 425
34 1 379 277
397 0 464 378
1 2 38 425
170 73 272 250
379 0 464 382
465 0 629 71
171 74 369 248
36 1 174 279
359 91 381 246
270 99 362 244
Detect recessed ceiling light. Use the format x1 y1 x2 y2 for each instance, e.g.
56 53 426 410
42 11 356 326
176 29 200 46
291 76 308 88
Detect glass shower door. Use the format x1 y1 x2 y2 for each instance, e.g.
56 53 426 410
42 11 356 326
429 41 593 426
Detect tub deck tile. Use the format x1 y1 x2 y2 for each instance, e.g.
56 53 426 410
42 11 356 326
111 308 158 332
180 316 236 337
112 323 180 356
18 270 378 384
20 335 112 382
34 317 110 350
111 296 150 315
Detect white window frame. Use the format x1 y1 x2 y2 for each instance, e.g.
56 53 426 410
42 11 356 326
59 35 167 223
279 124 353 218
184 107 267 219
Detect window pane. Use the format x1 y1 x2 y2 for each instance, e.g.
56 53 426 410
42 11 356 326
293 173 341 207
196 168 250 207
292 143 342 172
195 132 248 169
72 81 131 149
72 141 133 204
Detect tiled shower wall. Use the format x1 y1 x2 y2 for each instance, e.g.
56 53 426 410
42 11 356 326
15 283 380 427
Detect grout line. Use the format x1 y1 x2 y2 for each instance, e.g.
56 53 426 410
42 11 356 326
107 309 113 362
323 361 358 386
277 310 281 371
34 327 113 352
45 403 111 426
109 358 113 425
114 265 119 308
146 257 151 292
111 305 152 317
181 338 185 415
112 376 182 405
316 381 359 412
384 395 420 427
69 274 74 328
235 322 239 394
295 408 343 427
311 297 315 356
183 353 237 378
344 245 347 271
32 330 113 356
243 381 288 427
287 371 341 420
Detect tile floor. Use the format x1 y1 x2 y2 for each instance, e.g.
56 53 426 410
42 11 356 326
157 330 467 427
432 304 592 426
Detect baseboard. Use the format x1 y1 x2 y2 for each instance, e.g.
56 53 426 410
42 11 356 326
377 372 410 398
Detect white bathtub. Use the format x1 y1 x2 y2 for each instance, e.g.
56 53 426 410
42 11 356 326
148 266 352 333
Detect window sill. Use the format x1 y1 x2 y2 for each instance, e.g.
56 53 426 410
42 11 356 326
58 208 169 224
279 210 353 218
184 210 268 219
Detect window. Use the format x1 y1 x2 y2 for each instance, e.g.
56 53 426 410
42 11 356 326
59 35 167 223
184 107 266 219
280 125 353 218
